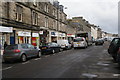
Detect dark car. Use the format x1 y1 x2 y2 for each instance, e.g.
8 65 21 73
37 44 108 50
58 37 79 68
3 44 41 62
108 38 120 62
95 39 104 45
40 42 61 54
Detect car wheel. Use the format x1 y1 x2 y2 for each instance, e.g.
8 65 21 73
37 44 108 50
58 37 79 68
37 51 41 58
52 49 55 54
21 54 27 62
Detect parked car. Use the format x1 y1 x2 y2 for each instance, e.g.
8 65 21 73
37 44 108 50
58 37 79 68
40 42 61 54
73 37 88 49
57 40 72 50
95 39 104 45
108 38 120 62
3 44 41 62
117 46 120 65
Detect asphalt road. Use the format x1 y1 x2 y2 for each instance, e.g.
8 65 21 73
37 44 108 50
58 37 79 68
2 41 120 78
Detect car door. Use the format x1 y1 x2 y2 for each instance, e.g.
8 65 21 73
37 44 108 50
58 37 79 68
50 43 57 52
55 44 60 52
21 44 30 57
27 44 34 57
28 44 38 57
31 45 38 56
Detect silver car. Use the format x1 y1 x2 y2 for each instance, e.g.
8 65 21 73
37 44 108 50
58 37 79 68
73 37 88 49
3 44 41 62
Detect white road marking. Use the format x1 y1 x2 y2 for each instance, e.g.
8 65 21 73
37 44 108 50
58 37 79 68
1 66 13 71
45 55 50 57
22 61 30 64
82 73 98 78
103 50 108 53
34 58 41 61
97 62 109 66
113 74 120 77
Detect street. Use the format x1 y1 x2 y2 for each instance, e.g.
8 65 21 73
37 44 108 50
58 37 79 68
2 42 120 78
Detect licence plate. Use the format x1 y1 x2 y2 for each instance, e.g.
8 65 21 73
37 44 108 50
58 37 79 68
77 43 80 44
42 47 46 49
5 57 12 58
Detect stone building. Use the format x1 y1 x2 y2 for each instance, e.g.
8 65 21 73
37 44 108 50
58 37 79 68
97 27 102 39
71 17 91 33
66 20 77 43
91 25 98 40
0 1 67 48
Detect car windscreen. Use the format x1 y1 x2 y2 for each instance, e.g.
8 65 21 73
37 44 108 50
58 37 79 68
74 38 84 42
5 45 18 50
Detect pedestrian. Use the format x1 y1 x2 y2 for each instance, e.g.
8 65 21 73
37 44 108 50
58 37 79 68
4 41 8 49
0 44 1 50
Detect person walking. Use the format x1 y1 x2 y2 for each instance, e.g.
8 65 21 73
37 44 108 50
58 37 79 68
0 44 1 50
4 42 8 49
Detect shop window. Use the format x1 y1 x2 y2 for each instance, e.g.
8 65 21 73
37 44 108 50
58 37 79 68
18 37 24 44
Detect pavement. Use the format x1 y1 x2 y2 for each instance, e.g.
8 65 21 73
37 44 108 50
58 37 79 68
2 41 120 79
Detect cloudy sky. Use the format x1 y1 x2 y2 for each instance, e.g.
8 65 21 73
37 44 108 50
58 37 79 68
58 0 119 34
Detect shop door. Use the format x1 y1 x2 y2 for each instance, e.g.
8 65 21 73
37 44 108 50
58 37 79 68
10 37 15 44
25 37 30 44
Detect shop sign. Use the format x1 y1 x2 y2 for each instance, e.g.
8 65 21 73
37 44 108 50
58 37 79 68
0 26 13 32
32 33 39 37
61 33 66 37
51 32 58 36
58 33 62 37
67 34 75 37
18 31 31 37
39 31 43 35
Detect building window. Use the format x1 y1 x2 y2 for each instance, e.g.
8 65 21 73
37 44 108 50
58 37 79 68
38 2 41 9
59 22 62 31
45 17 48 28
44 4 48 13
53 20 56 29
16 5 23 22
32 11 38 25
59 12 62 20
53 8 55 16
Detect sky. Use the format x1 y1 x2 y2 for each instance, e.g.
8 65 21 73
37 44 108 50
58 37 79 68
58 0 119 34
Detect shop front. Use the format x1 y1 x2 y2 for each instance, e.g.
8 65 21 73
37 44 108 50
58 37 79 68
32 33 39 47
0 26 13 55
58 32 66 40
51 32 58 42
67 34 75 43
17 31 31 44
39 30 49 45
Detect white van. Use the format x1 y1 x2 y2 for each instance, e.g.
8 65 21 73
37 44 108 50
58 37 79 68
57 40 71 49
73 37 88 49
